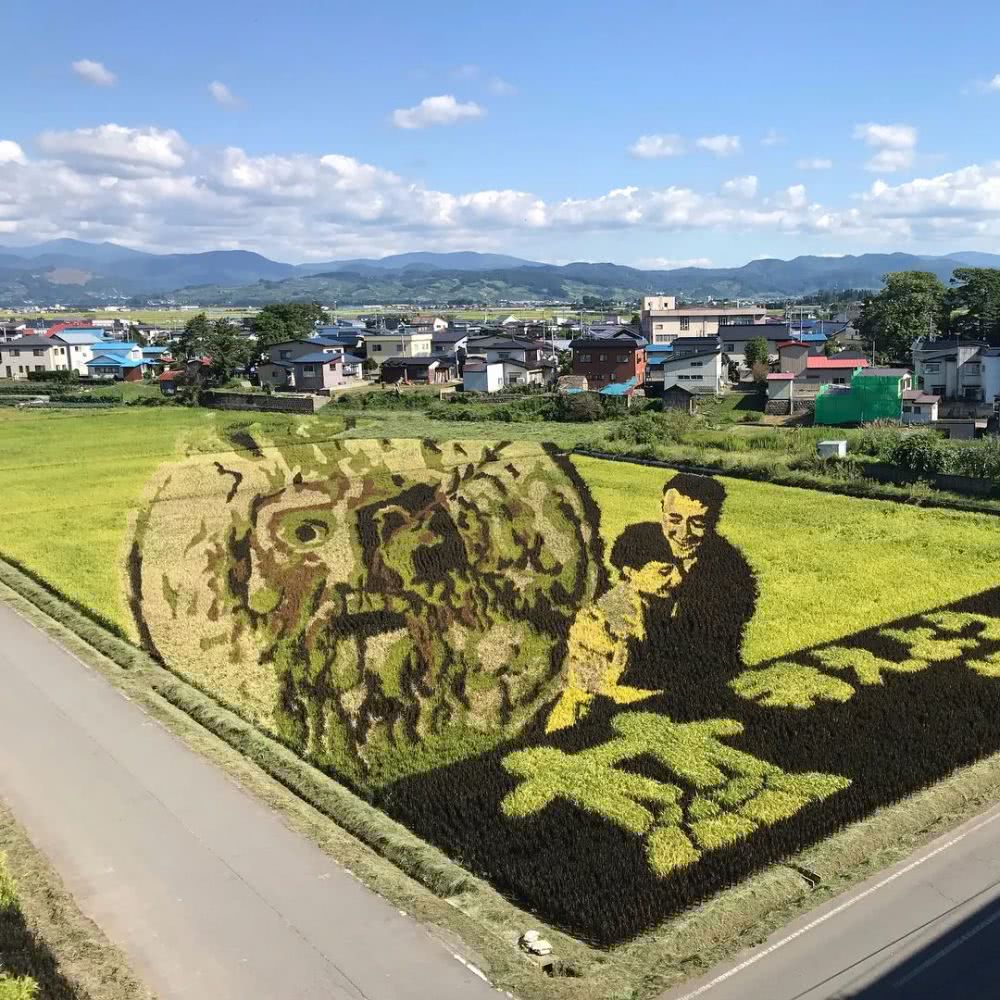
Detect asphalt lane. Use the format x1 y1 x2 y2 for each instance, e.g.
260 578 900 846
0 601 497 1000
658 801 1000 1000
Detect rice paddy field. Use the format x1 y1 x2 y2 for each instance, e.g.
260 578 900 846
4 405 1000 949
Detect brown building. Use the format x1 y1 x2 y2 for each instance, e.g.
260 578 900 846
569 336 646 390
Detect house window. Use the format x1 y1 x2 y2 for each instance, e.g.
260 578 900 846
498 352 509 359
579 353 591 362
724 343 735 352
902 405 912 413
303 365 315 374
679 318 690 331
691 361 703 368
372 344 382 352
617 354 628 362
598 354 607 362
10 349 19 357
33 349 44 357
34 365 44 372
924 362 940 373
279 350 291 360
833 377 846 385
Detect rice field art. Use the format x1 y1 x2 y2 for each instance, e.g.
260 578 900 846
126 435 1000 945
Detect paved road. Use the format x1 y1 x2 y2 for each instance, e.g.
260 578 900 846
0 601 497 1000
660 801 1000 1000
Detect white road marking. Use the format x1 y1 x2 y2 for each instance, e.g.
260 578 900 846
892 903 1000 987
670 805 1000 1000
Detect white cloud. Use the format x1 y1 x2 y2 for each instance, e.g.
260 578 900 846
761 129 785 147
721 175 758 198
0 141 26 165
696 134 741 157
853 122 918 172
15 117 1000 260
71 59 116 87
488 77 517 96
391 95 485 129
35 124 188 176
628 133 686 159
637 256 713 269
795 157 833 170
208 81 242 108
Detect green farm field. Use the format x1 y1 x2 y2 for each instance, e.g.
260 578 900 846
5 404 1000 950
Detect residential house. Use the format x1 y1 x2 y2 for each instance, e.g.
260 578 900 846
257 339 362 391
412 316 449 332
0 335 84 378
463 360 505 394
569 336 646 390
380 356 456 384
646 345 724 396
797 356 870 393
640 296 767 343
721 326 815 365
499 358 556 387
478 339 548 365
85 341 148 381
912 337 989 401
902 390 940 424
432 330 469 358
0 323 26 342
52 329 102 374
365 326 433 363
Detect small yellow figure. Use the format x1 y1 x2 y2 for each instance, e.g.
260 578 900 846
546 486 709 732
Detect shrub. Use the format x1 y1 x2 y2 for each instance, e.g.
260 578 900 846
888 431 952 476
856 422 904 460
550 392 606 423
26 370 77 384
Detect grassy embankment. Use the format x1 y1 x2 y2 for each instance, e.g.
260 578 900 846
0 806 147 1000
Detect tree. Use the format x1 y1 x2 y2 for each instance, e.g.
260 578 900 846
743 337 769 369
946 268 1000 344
252 302 329 355
175 312 212 362
857 271 947 362
822 339 839 358
203 318 251 386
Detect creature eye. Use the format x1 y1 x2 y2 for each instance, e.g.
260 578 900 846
688 518 705 532
281 517 329 548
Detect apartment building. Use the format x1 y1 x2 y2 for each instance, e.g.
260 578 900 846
365 326 433 362
639 296 767 344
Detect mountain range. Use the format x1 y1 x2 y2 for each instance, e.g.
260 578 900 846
1 239 998 307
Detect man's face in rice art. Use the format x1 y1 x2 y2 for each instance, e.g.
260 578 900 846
132 437 603 787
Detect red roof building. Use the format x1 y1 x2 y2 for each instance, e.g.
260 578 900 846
805 356 869 370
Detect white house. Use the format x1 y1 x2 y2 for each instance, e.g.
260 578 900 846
911 338 986 401
647 346 725 395
901 389 940 424
0 333 100 378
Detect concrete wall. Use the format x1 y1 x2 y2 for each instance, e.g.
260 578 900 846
201 391 327 413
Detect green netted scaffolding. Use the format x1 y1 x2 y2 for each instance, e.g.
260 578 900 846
814 370 903 425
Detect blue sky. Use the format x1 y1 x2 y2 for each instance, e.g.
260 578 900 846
4 0 1000 265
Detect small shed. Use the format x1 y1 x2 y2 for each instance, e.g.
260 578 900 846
463 360 504 393
660 383 697 414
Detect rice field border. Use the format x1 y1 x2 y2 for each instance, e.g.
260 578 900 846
6 539 1000 999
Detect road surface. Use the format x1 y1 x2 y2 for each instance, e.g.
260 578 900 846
659 800 1000 999
0 601 497 1000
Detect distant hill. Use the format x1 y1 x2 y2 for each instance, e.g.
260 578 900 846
296 251 543 275
0 239 999 306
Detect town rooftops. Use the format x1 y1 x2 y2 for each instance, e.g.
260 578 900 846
57 330 101 344
805 356 869 370
855 367 910 378
1 336 60 348
431 330 469 343
87 354 143 368
483 338 547 351
903 389 941 403
767 372 796 381
290 351 344 365
381 355 453 367
569 336 644 349
655 347 721 365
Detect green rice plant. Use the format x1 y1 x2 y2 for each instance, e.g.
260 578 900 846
730 663 855 708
